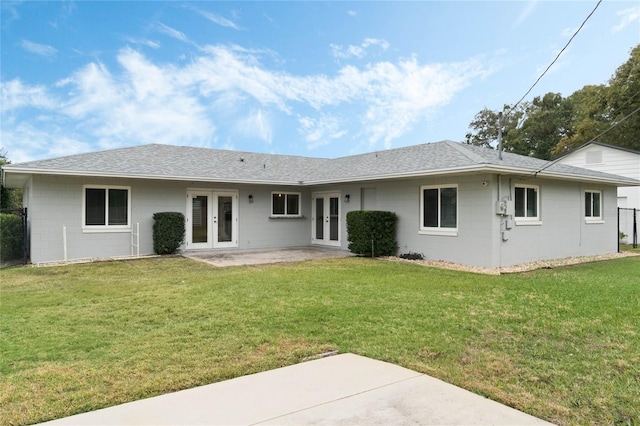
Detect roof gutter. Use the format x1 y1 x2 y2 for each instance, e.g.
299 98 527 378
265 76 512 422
4 163 638 187
302 164 640 186
0 167 302 186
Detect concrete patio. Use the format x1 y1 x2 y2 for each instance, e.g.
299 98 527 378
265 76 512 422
183 246 354 267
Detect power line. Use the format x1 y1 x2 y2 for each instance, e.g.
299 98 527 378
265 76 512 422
533 104 640 175
506 0 603 118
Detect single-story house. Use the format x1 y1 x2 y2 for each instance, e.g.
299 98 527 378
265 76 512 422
556 141 639 244
3 140 639 267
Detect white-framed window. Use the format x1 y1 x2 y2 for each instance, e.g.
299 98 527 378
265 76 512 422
585 190 603 222
419 184 458 235
514 184 540 224
83 185 131 231
271 192 301 217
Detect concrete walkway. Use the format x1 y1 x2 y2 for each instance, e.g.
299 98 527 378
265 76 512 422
40 353 553 425
183 246 354 267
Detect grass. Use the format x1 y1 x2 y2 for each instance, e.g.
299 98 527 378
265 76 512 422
620 243 640 253
1 256 639 425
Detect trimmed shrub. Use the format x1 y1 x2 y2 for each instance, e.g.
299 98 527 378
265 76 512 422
346 210 398 257
0 213 23 262
153 212 185 255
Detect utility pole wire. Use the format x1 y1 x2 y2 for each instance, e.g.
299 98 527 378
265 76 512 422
505 0 603 119
533 104 640 175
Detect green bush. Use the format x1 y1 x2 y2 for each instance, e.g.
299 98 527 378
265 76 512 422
346 210 398 257
0 213 24 261
153 212 185 255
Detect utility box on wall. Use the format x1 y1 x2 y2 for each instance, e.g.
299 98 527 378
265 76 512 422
495 199 514 216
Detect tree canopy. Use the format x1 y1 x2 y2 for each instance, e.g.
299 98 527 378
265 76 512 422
1 151 23 209
466 44 640 159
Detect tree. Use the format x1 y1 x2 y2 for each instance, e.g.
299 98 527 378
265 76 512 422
605 44 640 151
0 151 23 210
551 85 610 156
552 44 640 156
464 103 527 151
516 93 572 160
469 44 640 159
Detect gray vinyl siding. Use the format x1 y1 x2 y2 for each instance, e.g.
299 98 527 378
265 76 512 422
236 186 312 249
342 174 617 268
342 174 498 267
27 175 314 264
498 178 617 266
25 172 620 267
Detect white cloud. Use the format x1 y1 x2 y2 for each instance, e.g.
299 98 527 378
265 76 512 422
513 0 538 27
234 109 272 144
612 6 640 32
55 48 216 147
1 79 57 112
3 44 491 160
153 23 189 43
347 10 357 17
19 40 57 58
298 114 347 149
197 9 241 30
124 37 160 49
0 122 91 163
330 38 390 60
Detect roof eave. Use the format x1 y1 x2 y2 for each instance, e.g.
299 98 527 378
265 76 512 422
5 163 637 187
1 167 302 186
536 170 640 186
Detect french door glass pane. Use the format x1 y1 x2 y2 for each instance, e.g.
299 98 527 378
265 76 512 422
192 195 208 243
315 198 324 240
329 197 339 241
218 196 233 243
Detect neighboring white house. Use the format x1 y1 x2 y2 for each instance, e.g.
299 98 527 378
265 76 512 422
3 141 639 267
556 142 640 244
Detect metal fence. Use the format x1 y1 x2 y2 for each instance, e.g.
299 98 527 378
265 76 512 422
0 208 28 267
618 207 638 250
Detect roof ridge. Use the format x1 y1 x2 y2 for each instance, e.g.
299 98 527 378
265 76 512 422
444 141 488 164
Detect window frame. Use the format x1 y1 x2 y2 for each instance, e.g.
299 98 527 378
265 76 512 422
419 184 458 236
270 191 302 217
82 185 132 232
585 189 604 223
514 184 542 225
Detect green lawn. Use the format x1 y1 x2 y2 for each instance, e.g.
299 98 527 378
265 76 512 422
1 256 639 425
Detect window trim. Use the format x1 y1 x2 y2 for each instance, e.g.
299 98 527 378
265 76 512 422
419 184 458 236
270 191 302 217
585 189 604 223
82 185 132 232
514 184 542 225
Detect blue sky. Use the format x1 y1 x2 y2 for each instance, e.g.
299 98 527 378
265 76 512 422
1 1 639 163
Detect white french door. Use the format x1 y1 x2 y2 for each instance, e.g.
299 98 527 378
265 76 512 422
312 192 341 247
186 190 238 249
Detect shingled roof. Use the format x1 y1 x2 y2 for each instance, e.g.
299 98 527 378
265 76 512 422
3 141 639 187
